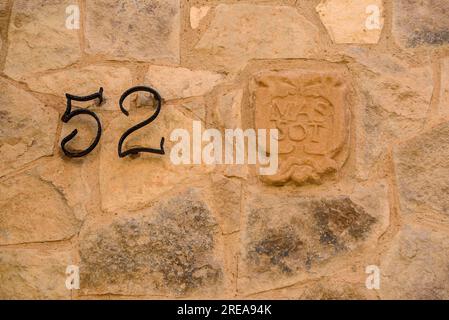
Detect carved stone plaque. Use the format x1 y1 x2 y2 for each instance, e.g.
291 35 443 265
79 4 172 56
252 69 350 185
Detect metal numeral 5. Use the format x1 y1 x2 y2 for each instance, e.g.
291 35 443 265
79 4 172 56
61 88 103 158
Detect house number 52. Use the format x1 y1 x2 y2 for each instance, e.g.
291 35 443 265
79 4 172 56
60 86 165 158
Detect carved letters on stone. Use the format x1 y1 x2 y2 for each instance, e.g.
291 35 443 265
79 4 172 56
252 69 351 185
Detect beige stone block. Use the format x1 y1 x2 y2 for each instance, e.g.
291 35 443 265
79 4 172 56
440 57 449 118
85 0 180 63
214 89 243 129
0 173 81 245
239 181 390 295
4 0 81 80
142 66 223 101
99 106 211 213
80 189 224 297
25 65 133 111
195 4 320 71
0 79 58 177
0 248 73 299
316 0 384 44
190 6 210 29
393 0 449 48
347 48 433 179
393 121 449 216
380 224 449 299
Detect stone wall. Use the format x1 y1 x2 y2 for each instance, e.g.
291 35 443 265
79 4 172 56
1 0 449 300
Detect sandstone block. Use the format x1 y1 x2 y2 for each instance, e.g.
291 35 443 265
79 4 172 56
316 0 384 44
80 189 223 297
85 0 180 63
0 173 81 245
4 0 81 80
213 89 243 129
393 0 449 48
0 248 73 299
25 65 133 111
190 6 210 29
439 58 449 118
0 79 58 177
195 4 320 71
143 66 223 101
99 105 211 213
380 224 449 299
393 121 449 216
347 48 433 179
239 181 389 294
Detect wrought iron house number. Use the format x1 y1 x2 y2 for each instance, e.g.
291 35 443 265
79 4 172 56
60 86 165 159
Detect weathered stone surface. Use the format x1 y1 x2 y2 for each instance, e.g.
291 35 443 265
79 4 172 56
251 67 351 186
4 0 81 80
195 4 320 71
190 6 210 29
142 66 223 101
100 105 211 213
250 267 378 299
0 173 81 245
316 0 384 44
347 48 433 179
0 0 7 12
0 0 8 33
393 121 449 216
34 157 96 221
0 0 7 53
0 79 59 177
440 57 449 118
380 224 449 299
86 0 180 63
80 189 223 296
1 0 447 301
393 0 449 48
349 49 433 119
239 181 389 294
0 248 72 299
181 98 206 122
224 165 248 180
293 276 376 300
25 65 133 111
213 89 243 129
205 175 241 235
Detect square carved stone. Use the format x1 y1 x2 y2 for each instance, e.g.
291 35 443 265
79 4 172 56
251 69 351 185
